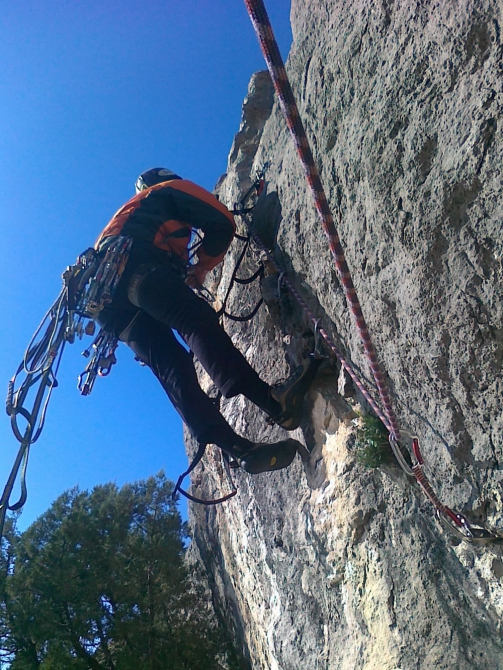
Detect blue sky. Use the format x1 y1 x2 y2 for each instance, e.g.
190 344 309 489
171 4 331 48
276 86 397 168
0 0 292 527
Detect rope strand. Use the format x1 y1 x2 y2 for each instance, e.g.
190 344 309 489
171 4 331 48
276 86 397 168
242 0 502 544
244 0 401 440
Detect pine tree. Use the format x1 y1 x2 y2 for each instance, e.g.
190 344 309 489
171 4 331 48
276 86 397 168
0 473 241 669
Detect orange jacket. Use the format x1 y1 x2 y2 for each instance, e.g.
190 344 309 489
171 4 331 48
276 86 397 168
96 179 236 273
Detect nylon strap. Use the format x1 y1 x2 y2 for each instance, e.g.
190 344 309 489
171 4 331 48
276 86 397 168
172 442 237 506
216 233 264 322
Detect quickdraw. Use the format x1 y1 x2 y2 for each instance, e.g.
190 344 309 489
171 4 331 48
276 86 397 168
216 233 264 323
242 0 502 545
213 165 270 323
0 237 132 539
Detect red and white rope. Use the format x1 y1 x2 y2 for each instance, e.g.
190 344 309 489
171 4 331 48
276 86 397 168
241 0 492 542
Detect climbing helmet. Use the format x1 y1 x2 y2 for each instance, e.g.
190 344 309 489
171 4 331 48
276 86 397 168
135 167 182 194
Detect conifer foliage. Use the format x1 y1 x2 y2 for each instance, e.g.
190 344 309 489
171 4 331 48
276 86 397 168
0 473 240 669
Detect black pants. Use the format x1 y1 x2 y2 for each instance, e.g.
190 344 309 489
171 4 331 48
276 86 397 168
100 249 273 454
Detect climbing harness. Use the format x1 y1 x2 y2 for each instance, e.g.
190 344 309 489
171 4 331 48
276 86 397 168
0 237 132 539
0 175 269 522
243 0 502 545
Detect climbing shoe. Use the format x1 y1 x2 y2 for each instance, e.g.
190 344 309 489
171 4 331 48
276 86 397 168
269 355 323 431
237 438 301 474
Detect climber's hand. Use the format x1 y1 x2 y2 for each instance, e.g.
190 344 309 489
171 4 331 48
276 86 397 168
186 264 208 288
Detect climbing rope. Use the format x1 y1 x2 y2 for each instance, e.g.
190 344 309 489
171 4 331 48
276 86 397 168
232 195 501 544
243 0 502 545
244 0 400 442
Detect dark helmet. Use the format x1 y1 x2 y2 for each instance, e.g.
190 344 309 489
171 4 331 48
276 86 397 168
135 167 182 194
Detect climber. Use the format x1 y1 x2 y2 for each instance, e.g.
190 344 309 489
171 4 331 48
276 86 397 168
95 167 314 474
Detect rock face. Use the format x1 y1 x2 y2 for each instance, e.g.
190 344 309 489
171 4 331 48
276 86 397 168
187 2 503 669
